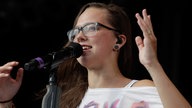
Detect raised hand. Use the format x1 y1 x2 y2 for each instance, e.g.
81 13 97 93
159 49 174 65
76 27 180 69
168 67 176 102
135 9 158 68
0 61 23 102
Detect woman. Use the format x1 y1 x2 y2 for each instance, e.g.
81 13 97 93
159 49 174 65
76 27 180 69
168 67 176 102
0 2 191 108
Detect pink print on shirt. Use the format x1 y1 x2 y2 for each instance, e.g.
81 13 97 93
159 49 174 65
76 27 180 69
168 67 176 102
131 101 149 108
84 101 98 108
83 100 149 108
104 99 120 108
84 99 120 108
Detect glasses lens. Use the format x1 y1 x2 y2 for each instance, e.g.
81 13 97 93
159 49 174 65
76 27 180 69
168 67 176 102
67 23 98 41
83 23 97 36
67 28 79 41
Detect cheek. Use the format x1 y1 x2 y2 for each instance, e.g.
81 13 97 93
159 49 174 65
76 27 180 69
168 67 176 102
100 34 116 47
92 35 115 52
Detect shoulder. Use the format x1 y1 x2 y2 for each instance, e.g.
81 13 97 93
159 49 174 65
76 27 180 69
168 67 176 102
132 79 155 87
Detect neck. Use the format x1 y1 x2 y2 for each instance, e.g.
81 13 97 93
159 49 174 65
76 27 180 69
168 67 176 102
87 68 131 88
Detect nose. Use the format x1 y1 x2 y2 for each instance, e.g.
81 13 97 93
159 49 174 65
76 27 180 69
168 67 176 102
74 31 87 42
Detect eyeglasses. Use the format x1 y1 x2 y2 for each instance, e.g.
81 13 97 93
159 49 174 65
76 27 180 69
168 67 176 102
67 22 121 41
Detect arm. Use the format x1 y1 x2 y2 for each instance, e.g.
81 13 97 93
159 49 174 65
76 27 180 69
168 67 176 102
0 61 24 108
135 9 191 108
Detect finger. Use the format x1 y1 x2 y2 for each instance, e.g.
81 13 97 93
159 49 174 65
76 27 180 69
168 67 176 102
0 66 13 74
143 9 151 27
142 9 154 34
15 68 24 85
0 61 20 74
135 10 153 38
0 61 18 71
135 36 144 51
135 13 149 37
0 73 9 78
5 61 19 67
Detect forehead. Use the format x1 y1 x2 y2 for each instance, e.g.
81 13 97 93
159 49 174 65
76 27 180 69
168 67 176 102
76 7 109 26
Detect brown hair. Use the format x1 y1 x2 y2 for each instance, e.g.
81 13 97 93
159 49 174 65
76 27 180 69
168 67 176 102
57 2 132 108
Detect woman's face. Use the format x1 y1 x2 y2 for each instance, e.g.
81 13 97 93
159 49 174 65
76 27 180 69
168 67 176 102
74 7 118 69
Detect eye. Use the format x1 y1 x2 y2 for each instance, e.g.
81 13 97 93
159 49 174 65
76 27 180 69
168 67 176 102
84 24 97 32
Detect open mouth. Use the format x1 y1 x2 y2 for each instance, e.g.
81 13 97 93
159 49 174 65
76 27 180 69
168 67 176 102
82 45 92 50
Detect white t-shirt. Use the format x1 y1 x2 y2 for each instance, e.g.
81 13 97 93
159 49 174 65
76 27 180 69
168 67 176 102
78 80 163 108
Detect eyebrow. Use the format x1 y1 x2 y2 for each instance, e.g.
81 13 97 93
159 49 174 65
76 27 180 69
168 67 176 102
74 22 95 28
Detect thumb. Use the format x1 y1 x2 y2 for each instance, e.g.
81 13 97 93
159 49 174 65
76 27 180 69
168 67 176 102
16 68 24 85
135 36 144 51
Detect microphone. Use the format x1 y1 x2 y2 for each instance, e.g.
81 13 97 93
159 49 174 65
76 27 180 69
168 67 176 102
24 42 83 71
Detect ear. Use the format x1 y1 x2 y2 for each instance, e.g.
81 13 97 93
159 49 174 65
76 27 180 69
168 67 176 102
116 34 126 48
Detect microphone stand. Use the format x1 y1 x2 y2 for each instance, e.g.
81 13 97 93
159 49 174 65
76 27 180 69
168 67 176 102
23 42 83 108
41 55 61 108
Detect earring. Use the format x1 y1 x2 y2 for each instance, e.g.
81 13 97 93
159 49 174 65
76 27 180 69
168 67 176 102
113 44 119 51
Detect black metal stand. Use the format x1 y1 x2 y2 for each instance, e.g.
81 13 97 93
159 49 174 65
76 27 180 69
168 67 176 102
41 69 61 108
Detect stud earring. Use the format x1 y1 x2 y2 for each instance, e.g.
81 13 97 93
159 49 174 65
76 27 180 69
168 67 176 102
113 44 119 51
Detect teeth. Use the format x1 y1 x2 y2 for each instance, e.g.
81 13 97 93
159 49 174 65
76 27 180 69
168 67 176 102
83 46 92 50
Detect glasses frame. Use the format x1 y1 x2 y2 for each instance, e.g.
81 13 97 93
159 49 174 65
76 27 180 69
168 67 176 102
67 22 121 41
